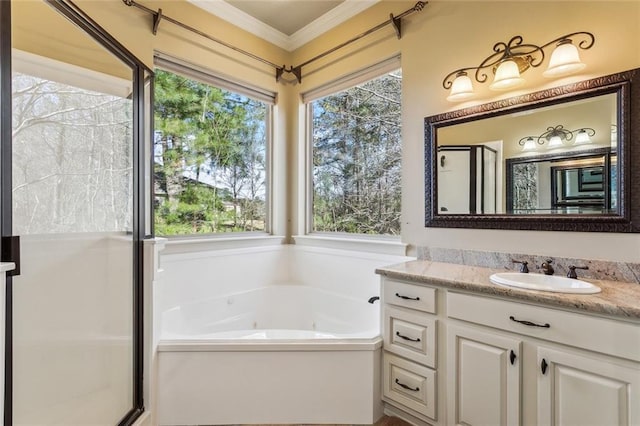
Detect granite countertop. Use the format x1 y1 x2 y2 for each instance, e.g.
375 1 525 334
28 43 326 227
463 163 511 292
376 260 640 321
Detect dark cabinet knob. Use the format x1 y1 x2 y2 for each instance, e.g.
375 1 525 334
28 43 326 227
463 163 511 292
541 358 548 375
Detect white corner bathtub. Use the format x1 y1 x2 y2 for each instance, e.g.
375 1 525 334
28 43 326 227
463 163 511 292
156 285 384 426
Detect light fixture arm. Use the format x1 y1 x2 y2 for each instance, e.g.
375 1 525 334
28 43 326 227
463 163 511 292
539 31 595 52
442 31 594 90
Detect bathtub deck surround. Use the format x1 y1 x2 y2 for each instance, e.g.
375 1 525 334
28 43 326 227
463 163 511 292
156 283 384 424
153 244 412 425
376 259 640 425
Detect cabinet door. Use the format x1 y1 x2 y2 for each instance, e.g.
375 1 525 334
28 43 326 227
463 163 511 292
448 324 522 426
538 346 640 426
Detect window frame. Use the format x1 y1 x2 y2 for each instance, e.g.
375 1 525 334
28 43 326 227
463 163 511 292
152 55 275 239
302 57 404 242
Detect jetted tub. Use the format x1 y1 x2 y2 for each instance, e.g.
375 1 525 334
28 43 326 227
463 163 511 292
156 285 384 425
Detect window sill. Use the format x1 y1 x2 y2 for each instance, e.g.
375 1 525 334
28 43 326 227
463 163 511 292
293 234 408 257
159 234 286 255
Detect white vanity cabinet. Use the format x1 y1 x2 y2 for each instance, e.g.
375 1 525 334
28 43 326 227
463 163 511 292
381 278 439 424
447 291 640 425
379 275 640 426
447 324 521 426
537 346 640 425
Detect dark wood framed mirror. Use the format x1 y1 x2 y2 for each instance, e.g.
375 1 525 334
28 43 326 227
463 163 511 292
424 68 640 232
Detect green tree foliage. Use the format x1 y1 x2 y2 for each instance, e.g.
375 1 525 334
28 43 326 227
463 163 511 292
312 71 402 235
154 70 267 235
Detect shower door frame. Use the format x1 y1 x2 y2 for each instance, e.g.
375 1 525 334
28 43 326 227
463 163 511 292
0 1 150 425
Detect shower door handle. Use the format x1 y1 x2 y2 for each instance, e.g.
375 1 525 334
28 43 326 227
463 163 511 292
1 236 20 276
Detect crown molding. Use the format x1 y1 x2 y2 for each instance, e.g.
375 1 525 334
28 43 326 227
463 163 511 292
187 0 380 52
288 0 379 51
187 0 290 49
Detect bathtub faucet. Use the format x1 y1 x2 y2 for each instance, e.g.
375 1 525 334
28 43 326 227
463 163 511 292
368 296 380 304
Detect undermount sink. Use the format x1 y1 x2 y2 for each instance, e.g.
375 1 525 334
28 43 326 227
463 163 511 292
490 272 601 294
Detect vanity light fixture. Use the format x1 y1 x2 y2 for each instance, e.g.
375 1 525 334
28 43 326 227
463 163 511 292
443 32 595 102
574 128 594 145
446 71 475 102
519 137 542 152
518 125 595 151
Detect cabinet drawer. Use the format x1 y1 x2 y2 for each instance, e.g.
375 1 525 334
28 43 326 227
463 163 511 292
384 306 436 367
447 292 640 362
383 353 436 421
383 279 436 313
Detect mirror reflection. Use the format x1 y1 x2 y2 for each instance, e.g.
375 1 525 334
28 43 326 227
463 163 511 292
436 92 617 215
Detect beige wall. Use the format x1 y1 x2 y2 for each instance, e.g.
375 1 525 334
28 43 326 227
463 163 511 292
402 1 639 262
291 1 640 262
26 0 640 262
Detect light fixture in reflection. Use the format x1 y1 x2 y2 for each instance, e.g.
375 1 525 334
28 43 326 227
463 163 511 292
574 128 594 144
518 125 596 151
547 135 564 148
518 136 542 152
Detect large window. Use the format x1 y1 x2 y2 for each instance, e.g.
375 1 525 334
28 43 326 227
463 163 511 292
153 61 272 236
309 66 402 235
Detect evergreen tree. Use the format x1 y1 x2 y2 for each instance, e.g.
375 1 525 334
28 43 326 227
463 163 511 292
154 70 267 235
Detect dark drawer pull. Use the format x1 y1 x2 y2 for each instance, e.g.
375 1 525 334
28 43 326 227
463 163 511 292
509 315 550 328
395 292 420 301
510 350 516 365
396 331 421 342
395 378 420 392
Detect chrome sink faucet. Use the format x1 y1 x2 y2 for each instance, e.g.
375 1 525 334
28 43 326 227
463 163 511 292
541 259 554 275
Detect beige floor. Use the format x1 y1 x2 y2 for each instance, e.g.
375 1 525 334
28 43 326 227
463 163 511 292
242 415 412 426
372 415 412 426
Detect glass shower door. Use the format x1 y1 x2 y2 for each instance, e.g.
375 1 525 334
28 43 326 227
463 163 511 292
7 1 141 424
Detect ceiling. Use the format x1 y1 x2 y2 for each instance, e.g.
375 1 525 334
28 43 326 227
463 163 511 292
225 0 344 36
187 0 380 51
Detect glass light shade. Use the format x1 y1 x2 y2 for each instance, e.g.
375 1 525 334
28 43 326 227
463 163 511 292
543 41 586 78
446 73 475 102
547 135 564 148
489 60 525 91
574 129 592 144
521 137 537 151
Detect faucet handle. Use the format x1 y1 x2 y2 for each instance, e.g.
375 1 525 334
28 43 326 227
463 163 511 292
567 265 589 279
512 259 529 273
